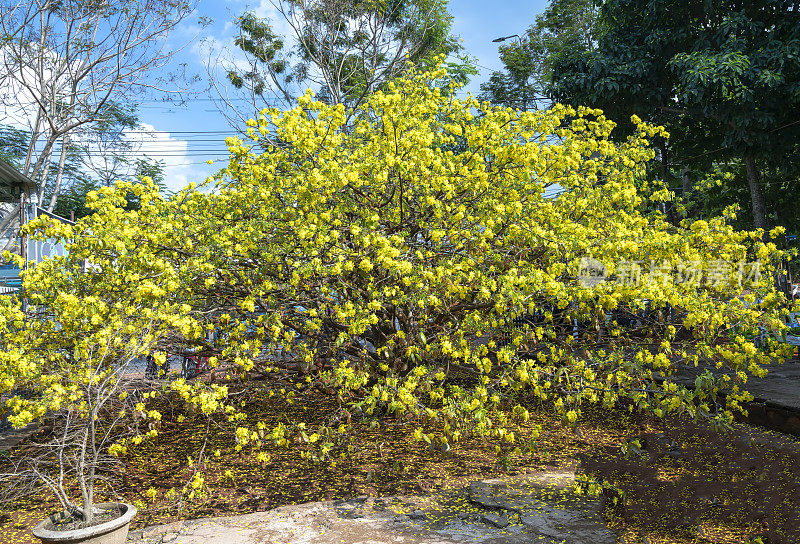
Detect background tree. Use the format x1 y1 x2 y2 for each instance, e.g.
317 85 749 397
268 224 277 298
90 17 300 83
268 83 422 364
0 0 196 249
548 0 800 231
80 102 140 188
3 107 169 224
209 0 465 131
131 158 168 192
52 158 167 220
123 158 169 211
51 177 100 221
0 125 28 166
479 0 599 110
1 123 85 234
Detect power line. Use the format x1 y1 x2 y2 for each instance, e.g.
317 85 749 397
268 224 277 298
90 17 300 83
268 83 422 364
24 148 235 156
94 130 236 135
71 150 234 154
475 63 500 74
29 137 244 144
128 89 480 103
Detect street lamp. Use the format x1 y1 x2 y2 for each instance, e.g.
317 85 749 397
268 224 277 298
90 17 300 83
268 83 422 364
491 34 529 111
492 34 522 45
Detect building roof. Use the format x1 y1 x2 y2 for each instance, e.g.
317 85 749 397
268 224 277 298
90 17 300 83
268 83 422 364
0 158 38 203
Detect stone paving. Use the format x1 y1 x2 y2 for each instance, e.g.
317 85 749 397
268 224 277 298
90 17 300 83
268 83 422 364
0 421 35 452
128 468 616 544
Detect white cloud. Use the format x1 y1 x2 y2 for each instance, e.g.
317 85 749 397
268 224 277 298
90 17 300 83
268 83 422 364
126 123 199 193
253 0 296 38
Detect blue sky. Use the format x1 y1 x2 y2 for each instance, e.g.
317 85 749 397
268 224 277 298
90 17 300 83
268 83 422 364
137 0 550 191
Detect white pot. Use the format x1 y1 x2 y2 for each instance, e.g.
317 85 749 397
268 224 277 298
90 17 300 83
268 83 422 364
32 503 137 544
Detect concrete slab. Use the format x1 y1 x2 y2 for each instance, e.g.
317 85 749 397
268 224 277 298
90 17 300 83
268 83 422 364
0 422 36 452
129 468 616 544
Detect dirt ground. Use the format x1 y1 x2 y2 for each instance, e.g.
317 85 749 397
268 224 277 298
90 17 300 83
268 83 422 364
2 389 799 544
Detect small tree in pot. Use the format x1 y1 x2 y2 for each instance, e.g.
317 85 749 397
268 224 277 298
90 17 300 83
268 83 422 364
0 182 187 541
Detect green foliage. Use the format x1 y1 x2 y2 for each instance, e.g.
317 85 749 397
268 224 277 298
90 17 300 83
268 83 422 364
480 0 599 110
1 124 89 214
0 126 28 167
52 158 168 220
52 178 101 220
548 0 800 230
227 0 464 110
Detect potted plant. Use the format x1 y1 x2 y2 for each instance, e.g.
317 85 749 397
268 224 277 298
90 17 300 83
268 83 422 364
0 277 158 543
0 193 182 543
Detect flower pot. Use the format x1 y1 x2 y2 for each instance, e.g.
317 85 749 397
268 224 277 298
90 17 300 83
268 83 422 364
32 503 136 544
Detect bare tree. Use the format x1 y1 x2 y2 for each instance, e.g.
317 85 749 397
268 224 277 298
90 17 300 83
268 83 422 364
208 0 460 131
78 102 140 190
0 0 197 245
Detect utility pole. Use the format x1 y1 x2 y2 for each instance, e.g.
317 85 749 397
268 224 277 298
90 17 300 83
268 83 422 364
19 191 27 313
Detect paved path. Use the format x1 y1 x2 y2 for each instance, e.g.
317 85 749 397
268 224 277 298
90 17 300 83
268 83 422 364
739 363 800 411
665 358 800 435
670 358 800 411
0 422 35 451
129 468 615 544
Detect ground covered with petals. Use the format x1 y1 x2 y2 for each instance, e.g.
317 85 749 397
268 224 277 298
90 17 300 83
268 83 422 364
1 383 798 544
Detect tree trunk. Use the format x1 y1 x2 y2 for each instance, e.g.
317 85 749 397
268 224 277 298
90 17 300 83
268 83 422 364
681 167 692 198
78 427 93 524
47 134 70 212
22 110 41 176
35 143 54 204
744 152 767 230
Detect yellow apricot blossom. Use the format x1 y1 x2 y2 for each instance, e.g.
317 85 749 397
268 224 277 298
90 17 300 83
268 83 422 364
0 62 793 508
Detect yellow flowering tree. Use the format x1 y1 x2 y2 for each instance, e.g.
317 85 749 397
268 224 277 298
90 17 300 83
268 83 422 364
0 190 195 524
151 64 789 457
2 62 795 508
